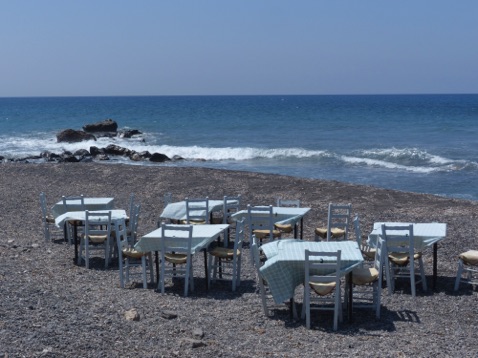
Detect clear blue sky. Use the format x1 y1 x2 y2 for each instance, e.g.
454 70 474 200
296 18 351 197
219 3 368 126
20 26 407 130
1 1 477 97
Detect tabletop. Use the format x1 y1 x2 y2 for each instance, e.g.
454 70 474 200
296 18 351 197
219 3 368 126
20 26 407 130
368 222 447 250
231 206 311 226
135 224 229 254
159 200 237 221
51 197 115 218
55 209 127 228
260 239 364 304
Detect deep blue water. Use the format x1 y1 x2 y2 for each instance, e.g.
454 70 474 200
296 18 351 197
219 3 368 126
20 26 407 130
1 94 477 200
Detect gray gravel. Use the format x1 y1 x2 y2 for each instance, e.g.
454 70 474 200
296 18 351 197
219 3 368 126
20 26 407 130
1 163 477 357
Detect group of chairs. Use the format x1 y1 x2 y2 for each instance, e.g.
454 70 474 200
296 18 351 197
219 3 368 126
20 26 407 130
41 192 477 330
251 202 429 330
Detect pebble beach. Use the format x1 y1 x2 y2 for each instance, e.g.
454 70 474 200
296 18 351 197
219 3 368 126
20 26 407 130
1 163 477 357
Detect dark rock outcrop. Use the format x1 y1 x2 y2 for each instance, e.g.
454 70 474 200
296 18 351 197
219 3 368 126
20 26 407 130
83 119 118 133
119 129 142 138
104 144 132 157
150 153 171 162
57 129 96 143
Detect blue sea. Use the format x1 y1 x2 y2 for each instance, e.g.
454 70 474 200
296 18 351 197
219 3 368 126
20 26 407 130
1 95 477 201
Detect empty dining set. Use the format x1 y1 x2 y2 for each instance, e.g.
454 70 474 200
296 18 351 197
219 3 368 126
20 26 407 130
41 192 460 331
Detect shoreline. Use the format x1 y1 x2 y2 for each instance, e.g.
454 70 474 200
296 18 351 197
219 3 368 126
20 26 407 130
1 162 477 356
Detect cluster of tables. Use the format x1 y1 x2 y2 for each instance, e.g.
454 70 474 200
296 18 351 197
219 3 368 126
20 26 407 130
52 196 448 322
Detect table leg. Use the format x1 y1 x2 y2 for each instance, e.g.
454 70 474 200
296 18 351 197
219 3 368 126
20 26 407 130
155 251 160 286
300 218 304 239
433 242 438 290
74 222 79 263
204 250 209 291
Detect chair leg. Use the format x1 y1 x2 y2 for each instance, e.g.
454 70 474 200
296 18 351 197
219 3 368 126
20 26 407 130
148 253 154 286
385 260 393 295
409 260 416 297
118 256 125 288
419 257 427 292
141 256 148 289
454 259 464 291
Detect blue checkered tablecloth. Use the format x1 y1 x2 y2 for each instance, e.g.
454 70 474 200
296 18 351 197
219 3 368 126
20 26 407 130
260 240 364 304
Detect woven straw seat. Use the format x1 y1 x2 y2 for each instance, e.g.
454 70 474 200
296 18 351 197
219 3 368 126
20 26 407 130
388 251 422 266
164 253 188 265
459 250 478 266
274 223 293 234
309 281 336 296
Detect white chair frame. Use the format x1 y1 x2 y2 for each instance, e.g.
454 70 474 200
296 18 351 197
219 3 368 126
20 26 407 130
208 218 245 291
158 224 194 297
302 249 343 331
381 224 427 297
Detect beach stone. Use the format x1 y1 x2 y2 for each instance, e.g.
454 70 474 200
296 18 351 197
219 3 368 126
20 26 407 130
160 310 177 320
61 152 79 162
119 129 142 138
129 152 142 161
138 151 152 159
180 338 206 349
104 144 132 156
124 308 140 321
150 153 171 162
83 119 118 133
56 129 96 143
89 146 104 156
192 328 204 339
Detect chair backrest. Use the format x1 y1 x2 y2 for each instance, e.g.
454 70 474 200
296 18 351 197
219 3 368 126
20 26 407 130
128 203 141 245
352 214 362 246
373 236 386 274
276 198 300 208
115 217 128 252
62 195 85 212
223 195 241 224
247 205 275 242
185 197 210 224
326 203 352 241
84 210 112 240
160 224 193 254
305 249 342 286
233 218 245 253
380 224 415 257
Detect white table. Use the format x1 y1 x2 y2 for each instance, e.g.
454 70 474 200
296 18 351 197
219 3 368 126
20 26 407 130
231 207 311 239
368 222 447 289
55 209 127 263
135 224 229 290
159 200 237 222
51 197 115 218
260 239 363 321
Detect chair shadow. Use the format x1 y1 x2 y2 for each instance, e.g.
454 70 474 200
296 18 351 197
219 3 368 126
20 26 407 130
265 302 400 332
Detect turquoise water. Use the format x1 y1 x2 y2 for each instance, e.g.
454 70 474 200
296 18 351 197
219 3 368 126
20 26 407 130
1 94 477 200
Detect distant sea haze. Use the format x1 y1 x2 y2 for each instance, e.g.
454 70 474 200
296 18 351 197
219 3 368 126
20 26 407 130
1 94 477 201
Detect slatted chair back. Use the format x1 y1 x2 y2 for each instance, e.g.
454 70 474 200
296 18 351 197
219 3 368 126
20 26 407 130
81 210 112 269
223 195 242 224
326 203 352 241
185 197 210 224
159 224 194 297
247 205 280 244
381 224 427 297
62 195 85 212
303 249 342 330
